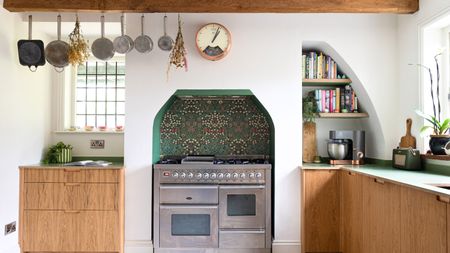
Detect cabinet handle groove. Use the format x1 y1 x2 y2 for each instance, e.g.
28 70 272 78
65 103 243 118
437 195 450 203
64 183 80 187
374 178 385 184
64 169 81 172
64 210 80 213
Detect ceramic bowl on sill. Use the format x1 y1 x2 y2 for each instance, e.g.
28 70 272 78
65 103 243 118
84 126 94 131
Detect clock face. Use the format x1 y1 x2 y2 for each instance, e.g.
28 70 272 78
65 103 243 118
196 23 231 61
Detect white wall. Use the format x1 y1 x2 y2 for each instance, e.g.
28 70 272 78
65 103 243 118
0 2 52 252
124 13 398 252
398 0 450 151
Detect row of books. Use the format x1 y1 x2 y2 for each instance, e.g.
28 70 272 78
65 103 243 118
302 51 340 79
314 85 358 113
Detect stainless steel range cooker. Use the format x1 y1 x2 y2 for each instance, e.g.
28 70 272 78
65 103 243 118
153 156 272 253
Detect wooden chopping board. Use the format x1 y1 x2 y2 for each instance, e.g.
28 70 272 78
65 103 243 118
303 122 317 163
399 118 416 149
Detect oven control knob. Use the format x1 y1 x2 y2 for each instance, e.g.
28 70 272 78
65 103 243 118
255 172 262 178
180 172 186 178
172 172 179 178
232 173 239 179
249 173 255 178
195 173 202 179
218 173 224 179
239 173 246 179
210 173 217 179
203 173 210 179
188 172 194 179
225 173 231 179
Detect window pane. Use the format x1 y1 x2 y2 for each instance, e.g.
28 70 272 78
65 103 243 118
87 75 96 87
77 76 86 87
107 89 116 100
117 88 125 101
97 62 106 74
117 102 125 114
107 76 116 87
76 88 86 101
117 76 125 87
97 75 106 87
86 102 96 114
97 102 106 114
97 115 106 127
78 64 86 74
86 89 96 101
87 63 96 74
86 115 96 126
76 115 85 127
107 62 117 74
97 88 106 101
76 102 86 114
107 102 116 114
107 115 116 127
117 62 125 74
117 116 125 127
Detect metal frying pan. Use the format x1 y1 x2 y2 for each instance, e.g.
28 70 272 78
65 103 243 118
158 15 174 51
134 15 153 53
113 15 134 54
92 15 115 61
17 15 46 72
45 15 70 71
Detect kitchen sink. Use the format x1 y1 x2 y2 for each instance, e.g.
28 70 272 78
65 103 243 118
425 183 450 190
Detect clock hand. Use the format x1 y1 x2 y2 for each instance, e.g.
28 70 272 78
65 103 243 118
211 27 221 43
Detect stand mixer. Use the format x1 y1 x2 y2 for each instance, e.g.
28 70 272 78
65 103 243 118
328 130 365 165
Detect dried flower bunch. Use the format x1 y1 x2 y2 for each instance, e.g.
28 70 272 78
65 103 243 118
168 14 188 72
68 16 89 65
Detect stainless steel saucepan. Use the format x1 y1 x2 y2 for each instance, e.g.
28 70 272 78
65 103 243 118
158 15 173 51
113 15 134 54
134 15 153 53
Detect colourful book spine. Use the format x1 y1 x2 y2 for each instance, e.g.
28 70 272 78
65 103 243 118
324 90 330 113
315 90 321 112
354 95 358 113
317 53 323 79
322 90 327 113
335 88 340 113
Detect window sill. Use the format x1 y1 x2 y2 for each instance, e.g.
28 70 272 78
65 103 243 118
54 130 124 134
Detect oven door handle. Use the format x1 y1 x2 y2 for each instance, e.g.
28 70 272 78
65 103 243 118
220 229 265 234
160 204 218 209
219 185 265 190
160 184 219 190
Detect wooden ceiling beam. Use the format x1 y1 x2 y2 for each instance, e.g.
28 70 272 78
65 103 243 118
3 0 419 14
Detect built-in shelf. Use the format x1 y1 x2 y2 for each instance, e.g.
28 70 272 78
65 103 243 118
318 112 369 118
302 78 352 87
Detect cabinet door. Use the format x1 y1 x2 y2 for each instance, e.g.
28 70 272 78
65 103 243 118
341 171 363 253
23 210 119 252
401 186 446 253
304 170 341 252
362 176 401 253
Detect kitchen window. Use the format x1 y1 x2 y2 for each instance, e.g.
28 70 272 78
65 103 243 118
75 60 125 128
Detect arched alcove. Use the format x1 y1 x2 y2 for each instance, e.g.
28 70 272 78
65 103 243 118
302 41 385 159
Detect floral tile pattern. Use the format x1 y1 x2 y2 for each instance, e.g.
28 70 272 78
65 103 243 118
160 97 271 156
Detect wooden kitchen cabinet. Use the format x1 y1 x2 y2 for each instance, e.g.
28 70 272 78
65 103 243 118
362 176 401 253
302 169 341 253
400 186 447 253
19 167 124 253
341 171 363 253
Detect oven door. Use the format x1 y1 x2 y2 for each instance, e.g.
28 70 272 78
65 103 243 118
219 185 265 229
159 205 218 248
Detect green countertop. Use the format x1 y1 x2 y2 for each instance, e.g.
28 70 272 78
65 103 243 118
20 162 124 169
302 163 450 197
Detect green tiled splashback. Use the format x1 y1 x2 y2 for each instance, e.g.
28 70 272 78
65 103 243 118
160 96 271 156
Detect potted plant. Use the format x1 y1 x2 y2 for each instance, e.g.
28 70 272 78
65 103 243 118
303 91 318 162
43 142 73 164
414 52 450 155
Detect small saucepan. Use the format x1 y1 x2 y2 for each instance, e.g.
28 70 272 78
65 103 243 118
158 15 173 51
45 15 70 72
113 15 134 54
92 15 115 61
134 15 153 54
17 15 46 72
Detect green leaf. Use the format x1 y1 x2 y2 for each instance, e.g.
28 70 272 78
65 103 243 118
415 110 437 127
419 125 433 134
439 118 450 134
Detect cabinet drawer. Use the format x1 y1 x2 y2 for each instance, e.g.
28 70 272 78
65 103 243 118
24 183 118 210
219 230 265 248
22 210 119 252
23 168 119 183
160 185 218 204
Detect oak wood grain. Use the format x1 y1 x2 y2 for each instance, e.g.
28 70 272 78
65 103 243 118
304 170 341 252
341 171 363 253
362 176 401 253
3 0 419 13
400 186 446 253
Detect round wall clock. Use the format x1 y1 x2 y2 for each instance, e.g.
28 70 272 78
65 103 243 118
195 23 232 61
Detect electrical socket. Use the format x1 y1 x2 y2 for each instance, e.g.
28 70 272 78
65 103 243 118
90 140 105 149
4 221 16 236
